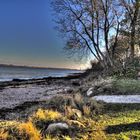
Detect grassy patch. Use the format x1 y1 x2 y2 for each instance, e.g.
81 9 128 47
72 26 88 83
104 103 140 114
0 108 140 140
0 95 140 140
113 79 140 94
97 109 140 140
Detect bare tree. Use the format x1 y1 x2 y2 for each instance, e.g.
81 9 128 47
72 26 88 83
52 0 121 68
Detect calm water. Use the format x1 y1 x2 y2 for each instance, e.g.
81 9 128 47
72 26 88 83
0 66 82 81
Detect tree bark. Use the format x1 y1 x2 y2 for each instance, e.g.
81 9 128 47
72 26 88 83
130 0 139 59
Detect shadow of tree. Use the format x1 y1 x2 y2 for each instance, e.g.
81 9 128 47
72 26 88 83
104 103 140 114
106 122 140 134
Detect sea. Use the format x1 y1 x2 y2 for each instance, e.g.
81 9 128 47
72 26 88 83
0 65 82 82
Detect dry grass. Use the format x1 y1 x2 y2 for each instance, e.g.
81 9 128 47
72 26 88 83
73 93 83 104
1 89 139 140
64 106 82 119
0 130 8 140
18 121 41 140
31 109 62 121
83 105 91 117
0 106 140 140
46 95 76 112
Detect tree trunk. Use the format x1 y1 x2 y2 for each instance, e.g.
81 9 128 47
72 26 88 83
130 0 139 60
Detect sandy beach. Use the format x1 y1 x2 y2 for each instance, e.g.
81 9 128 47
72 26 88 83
0 75 81 120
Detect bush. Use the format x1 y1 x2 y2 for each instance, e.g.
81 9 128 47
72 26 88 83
113 79 140 93
46 94 104 117
46 95 77 112
113 57 140 79
73 94 104 116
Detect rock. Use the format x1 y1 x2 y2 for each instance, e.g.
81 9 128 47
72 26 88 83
12 79 23 82
71 79 80 86
46 123 69 135
87 87 93 96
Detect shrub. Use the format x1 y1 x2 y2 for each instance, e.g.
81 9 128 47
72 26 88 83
113 57 140 79
46 95 77 112
113 79 140 93
73 94 104 116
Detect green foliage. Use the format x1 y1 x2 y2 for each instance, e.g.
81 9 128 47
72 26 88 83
124 68 137 79
113 67 137 79
113 79 140 93
112 57 140 79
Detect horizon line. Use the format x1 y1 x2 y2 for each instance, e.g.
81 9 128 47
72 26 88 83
0 63 81 70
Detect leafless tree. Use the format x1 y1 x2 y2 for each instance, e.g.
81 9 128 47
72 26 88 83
51 0 121 68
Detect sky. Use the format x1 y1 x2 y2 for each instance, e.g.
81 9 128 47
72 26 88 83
0 0 89 69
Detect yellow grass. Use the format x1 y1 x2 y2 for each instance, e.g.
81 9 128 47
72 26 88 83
0 130 8 140
0 106 140 140
32 109 62 121
18 121 41 140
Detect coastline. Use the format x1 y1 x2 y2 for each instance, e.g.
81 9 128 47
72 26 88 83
0 72 83 87
0 71 140 139
0 73 83 120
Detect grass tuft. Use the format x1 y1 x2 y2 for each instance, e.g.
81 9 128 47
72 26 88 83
18 121 41 140
32 109 62 121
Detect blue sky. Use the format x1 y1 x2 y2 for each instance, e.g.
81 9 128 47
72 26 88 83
0 0 88 69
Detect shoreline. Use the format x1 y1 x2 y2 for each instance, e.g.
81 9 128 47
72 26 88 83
0 73 83 120
0 72 83 88
1 70 140 120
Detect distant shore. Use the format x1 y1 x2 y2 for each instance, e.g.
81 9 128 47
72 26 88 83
0 64 83 82
0 63 80 70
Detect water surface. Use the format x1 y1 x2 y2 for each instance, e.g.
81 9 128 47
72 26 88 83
0 65 82 81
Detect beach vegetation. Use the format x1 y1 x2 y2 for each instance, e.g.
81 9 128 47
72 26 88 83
113 78 140 93
0 97 140 140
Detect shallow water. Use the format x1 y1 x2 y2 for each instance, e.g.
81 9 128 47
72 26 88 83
93 95 140 103
0 65 82 81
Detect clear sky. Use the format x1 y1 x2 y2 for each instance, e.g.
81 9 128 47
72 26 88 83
0 0 89 69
